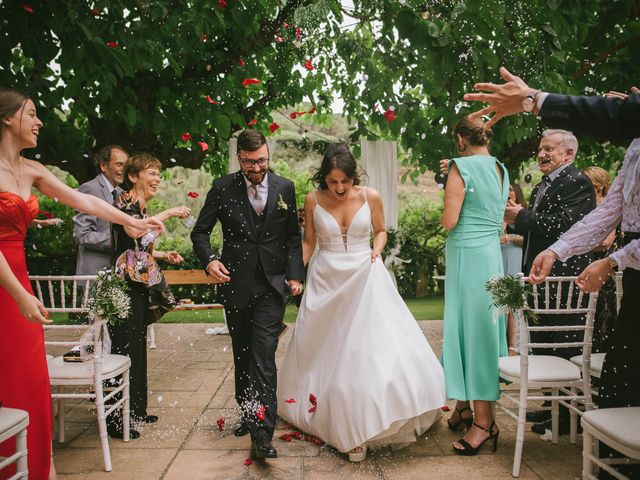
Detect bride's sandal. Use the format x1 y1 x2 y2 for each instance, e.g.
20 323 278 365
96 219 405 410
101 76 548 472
348 445 367 462
447 406 473 431
453 421 499 456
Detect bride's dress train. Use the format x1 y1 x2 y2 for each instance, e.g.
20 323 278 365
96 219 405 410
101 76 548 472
277 195 446 453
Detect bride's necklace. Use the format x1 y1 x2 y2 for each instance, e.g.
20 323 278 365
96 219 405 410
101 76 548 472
0 156 24 189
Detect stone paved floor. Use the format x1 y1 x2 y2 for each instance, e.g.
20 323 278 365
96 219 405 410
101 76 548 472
51 321 583 479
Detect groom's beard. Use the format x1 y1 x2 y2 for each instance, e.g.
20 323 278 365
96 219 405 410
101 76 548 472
243 170 267 185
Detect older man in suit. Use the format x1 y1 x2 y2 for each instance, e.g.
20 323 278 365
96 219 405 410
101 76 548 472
504 129 596 434
73 145 128 276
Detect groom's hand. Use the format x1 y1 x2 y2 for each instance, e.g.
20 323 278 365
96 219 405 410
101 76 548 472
206 260 231 283
286 279 303 296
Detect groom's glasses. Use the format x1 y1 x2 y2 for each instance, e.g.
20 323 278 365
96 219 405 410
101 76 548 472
239 156 269 168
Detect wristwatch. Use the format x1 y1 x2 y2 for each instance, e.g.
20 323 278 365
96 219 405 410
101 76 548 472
522 90 540 113
607 256 618 271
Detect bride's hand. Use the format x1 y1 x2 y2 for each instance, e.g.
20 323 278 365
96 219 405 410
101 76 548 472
371 249 382 263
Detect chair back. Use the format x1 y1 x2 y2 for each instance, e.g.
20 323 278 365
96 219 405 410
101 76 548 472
30 275 97 313
515 275 598 384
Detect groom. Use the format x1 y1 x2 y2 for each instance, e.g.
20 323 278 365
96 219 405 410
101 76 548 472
191 130 305 459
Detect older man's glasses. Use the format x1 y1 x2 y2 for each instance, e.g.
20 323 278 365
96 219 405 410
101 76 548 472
239 157 269 168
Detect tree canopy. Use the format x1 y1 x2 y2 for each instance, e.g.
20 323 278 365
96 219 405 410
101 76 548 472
1 0 638 182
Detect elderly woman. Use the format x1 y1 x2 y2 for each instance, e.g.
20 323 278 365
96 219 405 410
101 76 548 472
106 153 190 439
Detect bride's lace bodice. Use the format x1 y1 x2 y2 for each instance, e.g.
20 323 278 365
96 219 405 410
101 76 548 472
313 199 371 253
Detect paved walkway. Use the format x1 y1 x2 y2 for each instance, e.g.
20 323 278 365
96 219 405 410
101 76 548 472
52 322 583 479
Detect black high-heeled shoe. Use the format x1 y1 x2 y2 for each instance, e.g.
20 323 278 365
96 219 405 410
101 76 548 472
453 420 499 456
447 406 473 431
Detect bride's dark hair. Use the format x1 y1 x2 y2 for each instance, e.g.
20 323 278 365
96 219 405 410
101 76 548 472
312 143 361 190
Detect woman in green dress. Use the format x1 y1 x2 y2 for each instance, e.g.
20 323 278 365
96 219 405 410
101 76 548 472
440 116 509 456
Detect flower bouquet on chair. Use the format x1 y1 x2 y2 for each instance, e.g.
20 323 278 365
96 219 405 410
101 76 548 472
70 269 132 362
485 274 538 323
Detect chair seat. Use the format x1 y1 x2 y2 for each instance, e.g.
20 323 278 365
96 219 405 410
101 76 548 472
499 355 581 382
0 408 29 443
48 354 131 381
570 352 605 377
582 407 640 456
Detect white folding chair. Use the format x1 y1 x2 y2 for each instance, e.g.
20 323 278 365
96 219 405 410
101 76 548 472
570 271 622 394
32 275 132 472
0 408 29 479
497 275 598 478
582 407 640 479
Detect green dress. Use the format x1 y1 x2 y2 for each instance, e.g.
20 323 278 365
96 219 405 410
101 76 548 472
442 155 509 401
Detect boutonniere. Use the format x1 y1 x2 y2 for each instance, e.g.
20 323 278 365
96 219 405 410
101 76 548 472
277 194 288 211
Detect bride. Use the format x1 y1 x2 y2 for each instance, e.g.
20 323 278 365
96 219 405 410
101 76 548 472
277 143 445 462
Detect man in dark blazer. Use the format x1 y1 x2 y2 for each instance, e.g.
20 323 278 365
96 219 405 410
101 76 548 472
464 67 639 140
73 145 127 277
191 130 304 460
504 129 596 434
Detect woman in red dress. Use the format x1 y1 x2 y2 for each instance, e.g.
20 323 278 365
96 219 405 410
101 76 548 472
0 88 163 479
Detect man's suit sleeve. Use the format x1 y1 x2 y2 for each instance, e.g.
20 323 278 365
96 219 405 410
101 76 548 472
72 181 111 251
283 182 305 282
191 181 221 271
515 174 595 238
540 93 640 140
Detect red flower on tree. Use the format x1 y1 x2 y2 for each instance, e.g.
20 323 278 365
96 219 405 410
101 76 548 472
196 141 209 152
275 36 284 43
269 122 280 133
187 192 199 199
247 119 257 127
89 8 100 15
383 108 397 123
295 26 302 41
105 41 119 48
303 59 314 71
181 132 191 142
199 33 208 43
242 78 261 87
283 22 290 29
22 4 33 14
238 58 245 67
218 0 228 7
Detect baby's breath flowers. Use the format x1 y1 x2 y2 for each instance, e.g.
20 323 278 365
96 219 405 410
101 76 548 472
84 269 131 326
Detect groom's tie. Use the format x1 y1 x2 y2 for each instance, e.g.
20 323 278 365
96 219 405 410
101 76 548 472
249 184 266 215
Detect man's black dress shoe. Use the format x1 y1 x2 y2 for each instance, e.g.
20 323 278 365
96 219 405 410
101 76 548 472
137 414 159 424
526 410 551 423
251 438 278 459
234 419 250 437
531 417 582 435
107 428 140 439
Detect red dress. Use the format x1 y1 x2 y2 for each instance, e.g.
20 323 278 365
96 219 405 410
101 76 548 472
0 192 52 479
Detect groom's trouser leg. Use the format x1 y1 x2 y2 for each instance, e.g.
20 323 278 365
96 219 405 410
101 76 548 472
247 290 284 440
225 309 252 416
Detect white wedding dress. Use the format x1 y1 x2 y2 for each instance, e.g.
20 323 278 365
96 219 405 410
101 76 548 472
277 193 446 453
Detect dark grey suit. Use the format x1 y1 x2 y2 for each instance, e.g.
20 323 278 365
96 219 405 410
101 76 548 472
72 174 121 276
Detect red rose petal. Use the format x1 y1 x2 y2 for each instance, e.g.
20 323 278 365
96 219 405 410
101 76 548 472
22 4 33 14
441 405 451 412
199 33 208 43
269 122 280 133
105 41 119 48
242 78 261 87
247 119 257 126
205 95 214 104
196 141 209 152
303 59 314 71
291 431 302 439
181 132 191 142
283 22 290 29
218 0 228 7
256 405 265 421
308 406 316 413
238 58 245 67
275 36 284 43
279 433 292 442
243 458 252 466
295 26 302 41
187 192 199 199
307 106 316 114
216 417 225 431
89 8 100 15
309 393 317 406
285 398 296 404
39 210 54 220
